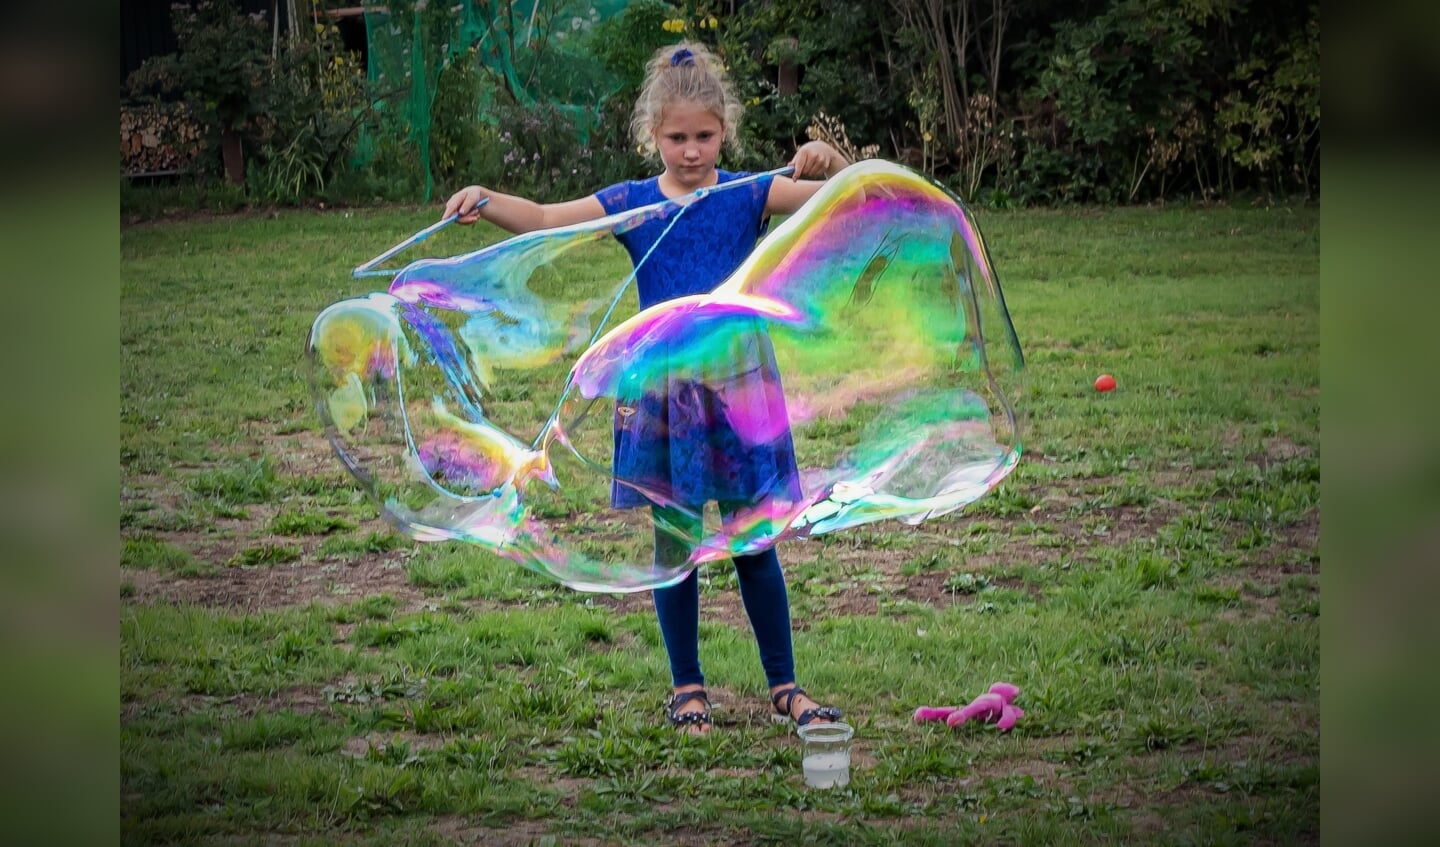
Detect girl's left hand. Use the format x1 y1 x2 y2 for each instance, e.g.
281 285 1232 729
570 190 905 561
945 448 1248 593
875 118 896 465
788 141 846 180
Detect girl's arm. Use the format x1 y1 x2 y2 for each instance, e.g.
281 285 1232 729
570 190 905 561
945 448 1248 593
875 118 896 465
442 185 606 234
765 140 851 216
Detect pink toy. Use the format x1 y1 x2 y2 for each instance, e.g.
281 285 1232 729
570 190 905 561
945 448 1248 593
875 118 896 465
913 682 1024 733
912 705 959 722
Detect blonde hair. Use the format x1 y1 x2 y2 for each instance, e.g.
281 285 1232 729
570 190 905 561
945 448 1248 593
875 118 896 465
630 41 743 159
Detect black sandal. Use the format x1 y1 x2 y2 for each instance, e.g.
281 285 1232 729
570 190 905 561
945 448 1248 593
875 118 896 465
770 686 842 727
665 689 713 731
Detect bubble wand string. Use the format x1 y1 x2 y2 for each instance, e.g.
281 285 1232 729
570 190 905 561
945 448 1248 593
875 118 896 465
539 165 797 447
353 166 795 281
351 198 491 278
582 165 795 350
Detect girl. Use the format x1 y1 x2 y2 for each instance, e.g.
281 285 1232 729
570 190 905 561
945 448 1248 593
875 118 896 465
443 41 849 735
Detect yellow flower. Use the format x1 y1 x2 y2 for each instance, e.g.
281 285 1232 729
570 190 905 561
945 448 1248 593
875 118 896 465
708 16 719 29
923 131 933 142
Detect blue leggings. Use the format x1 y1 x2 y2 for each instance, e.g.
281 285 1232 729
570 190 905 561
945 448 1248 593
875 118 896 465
651 514 795 689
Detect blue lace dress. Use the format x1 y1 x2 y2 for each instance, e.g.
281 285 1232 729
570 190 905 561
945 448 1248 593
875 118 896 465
595 171 802 510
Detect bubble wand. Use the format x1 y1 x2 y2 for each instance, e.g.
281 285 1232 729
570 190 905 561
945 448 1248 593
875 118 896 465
351 199 491 279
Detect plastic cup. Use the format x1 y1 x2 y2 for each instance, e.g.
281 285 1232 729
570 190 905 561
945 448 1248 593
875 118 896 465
797 721 854 789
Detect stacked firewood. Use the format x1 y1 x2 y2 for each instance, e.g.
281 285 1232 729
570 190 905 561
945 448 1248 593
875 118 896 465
120 102 209 176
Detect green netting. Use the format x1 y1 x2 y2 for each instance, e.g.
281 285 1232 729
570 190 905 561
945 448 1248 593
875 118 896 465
358 0 634 200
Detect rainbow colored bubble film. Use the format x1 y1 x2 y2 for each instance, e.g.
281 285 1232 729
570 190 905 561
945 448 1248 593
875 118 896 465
306 160 1025 592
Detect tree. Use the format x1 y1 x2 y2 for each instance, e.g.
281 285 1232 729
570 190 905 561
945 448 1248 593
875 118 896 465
126 1 273 184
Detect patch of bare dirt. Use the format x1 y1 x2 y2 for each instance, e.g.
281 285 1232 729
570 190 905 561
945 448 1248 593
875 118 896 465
341 730 450 759
122 423 1320 650
123 549 426 613
186 687 330 717
428 815 611 847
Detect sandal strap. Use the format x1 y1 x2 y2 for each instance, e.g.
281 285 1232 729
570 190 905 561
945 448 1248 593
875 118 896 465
772 686 842 725
796 705 843 727
666 689 712 726
770 685 807 716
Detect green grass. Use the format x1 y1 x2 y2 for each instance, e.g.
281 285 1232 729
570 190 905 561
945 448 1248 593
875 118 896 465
121 201 1318 845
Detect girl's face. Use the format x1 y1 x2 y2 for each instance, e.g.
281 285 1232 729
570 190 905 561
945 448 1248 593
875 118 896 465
651 100 725 192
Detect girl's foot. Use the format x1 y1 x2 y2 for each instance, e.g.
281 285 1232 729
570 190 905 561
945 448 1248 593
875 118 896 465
769 684 843 727
665 684 712 735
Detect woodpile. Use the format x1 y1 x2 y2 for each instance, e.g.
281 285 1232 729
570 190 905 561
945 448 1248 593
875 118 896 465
121 102 209 176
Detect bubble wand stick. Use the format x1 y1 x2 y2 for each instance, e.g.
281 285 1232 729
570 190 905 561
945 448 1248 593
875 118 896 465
351 198 491 279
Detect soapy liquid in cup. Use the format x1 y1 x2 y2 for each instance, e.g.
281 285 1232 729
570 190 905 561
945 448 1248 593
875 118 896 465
797 722 854 789
802 749 851 788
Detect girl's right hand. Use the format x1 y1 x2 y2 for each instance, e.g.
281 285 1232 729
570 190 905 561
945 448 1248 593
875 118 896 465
444 186 487 224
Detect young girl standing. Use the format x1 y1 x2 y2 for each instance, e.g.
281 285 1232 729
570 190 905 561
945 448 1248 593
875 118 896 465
443 41 849 735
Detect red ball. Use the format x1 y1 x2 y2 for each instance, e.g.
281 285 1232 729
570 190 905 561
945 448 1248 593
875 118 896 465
1094 374 1117 392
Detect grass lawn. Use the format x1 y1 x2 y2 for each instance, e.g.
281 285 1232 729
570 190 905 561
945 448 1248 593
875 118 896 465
121 199 1319 846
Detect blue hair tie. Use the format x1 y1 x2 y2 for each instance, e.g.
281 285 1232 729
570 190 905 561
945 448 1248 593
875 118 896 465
670 48 695 67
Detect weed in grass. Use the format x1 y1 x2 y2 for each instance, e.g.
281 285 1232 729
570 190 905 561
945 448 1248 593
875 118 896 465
1132 552 1189 590
331 594 400 623
700 566 740 593
549 730 656 778
207 501 249 520
899 552 945 576
122 502 206 532
229 544 302 567
1089 481 1154 508
188 457 279 506
220 711 328 752
324 674 427 706
943 572 991 595
967 486 1039 518
288 474 369 505
122 535 199 572
403 552 473 591
321 531 407 561
1192 584 1242 606
270 510 356 536
1130 712 1205 752
1234 524 1275 550
350 616 444 648
579 618 614 644
1277 575 1319 619
438 735 507 772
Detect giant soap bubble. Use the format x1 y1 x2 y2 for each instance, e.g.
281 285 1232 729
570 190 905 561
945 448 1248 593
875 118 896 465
305 160 1025 592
